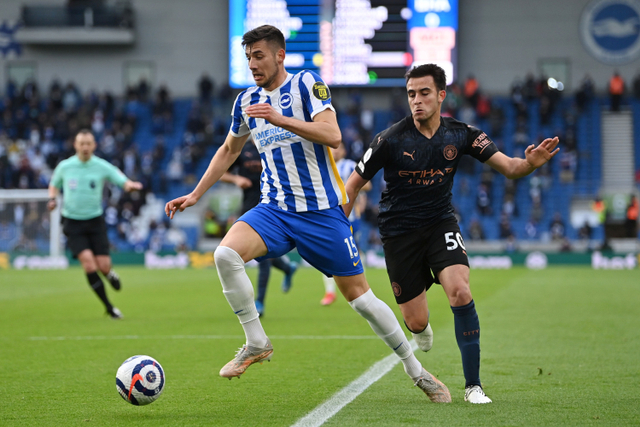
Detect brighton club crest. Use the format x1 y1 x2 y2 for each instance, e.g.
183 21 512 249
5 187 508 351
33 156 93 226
580 0 640 64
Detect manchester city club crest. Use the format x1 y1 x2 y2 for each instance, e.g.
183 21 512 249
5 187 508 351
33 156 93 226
580 0 640 64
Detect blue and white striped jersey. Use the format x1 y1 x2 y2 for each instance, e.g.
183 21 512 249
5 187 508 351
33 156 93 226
229 71 347 213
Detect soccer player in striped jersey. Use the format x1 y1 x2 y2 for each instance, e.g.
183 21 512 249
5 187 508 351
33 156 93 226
165 25 451 402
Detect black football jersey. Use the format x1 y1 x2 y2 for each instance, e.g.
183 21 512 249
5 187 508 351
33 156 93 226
355 116 498 237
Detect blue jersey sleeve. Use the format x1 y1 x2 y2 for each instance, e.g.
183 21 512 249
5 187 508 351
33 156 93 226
229 90 250 137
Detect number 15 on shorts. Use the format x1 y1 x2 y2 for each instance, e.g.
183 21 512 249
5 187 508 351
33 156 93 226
344 236 359 259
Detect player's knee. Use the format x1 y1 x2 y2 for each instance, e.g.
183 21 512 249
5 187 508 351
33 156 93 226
214 246 245 273
448 286 472 307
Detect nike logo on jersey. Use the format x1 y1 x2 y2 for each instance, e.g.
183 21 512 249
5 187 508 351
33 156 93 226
353 260 361 267
403 151 415 160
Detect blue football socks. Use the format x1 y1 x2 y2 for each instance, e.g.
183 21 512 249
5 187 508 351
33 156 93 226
451 299 481 388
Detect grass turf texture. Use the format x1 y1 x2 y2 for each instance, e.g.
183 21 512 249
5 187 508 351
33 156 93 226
0 266 638 426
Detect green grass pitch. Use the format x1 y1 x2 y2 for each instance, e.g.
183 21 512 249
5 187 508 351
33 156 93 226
1 266 639 426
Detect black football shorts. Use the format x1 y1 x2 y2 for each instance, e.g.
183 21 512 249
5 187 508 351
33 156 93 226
62 216 110 258
381 217 469 304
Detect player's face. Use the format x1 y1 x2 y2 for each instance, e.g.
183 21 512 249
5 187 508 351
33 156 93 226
245 40 285 90
406 76 446 123
74 133 97 161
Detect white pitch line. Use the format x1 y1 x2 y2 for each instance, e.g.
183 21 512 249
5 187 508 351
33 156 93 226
291 340 419 427
26 334 380 341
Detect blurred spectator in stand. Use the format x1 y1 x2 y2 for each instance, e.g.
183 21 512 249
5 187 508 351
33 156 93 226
499 214 515 239
501 193 518 218
559 145 577 183
578 221 593 240
166 147 183 183
467 218 485 241
531 198 544 223
152 84 174 135
523 73 538 102
525 216 539 240
6 79 18 101
576 74 595 112
203 208 223 238
463 74 479 108
199 73 214 103
218 82 233 102
62 82 81 113
49 78 64 112
549 212 566 241
443 82 461 117
539 94 552 126
476 182 492 216
91 110 105 140
137 78 150 103
475 93 492 121
510 78 528 121
559 237 572 252
14 156 37 189
513 119 530 148
609 71 625 112
592 197 607 225
625 194 638 237
488 100 505 138
165 221 188 251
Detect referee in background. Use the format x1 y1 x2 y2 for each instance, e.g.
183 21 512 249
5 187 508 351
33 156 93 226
47 130 143 319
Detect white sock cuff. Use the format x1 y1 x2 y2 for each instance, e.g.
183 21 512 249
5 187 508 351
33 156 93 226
348 288 375 311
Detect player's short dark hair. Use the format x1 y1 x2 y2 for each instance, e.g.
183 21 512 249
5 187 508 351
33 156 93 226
405 64 447 91
76 129 94 138
242 25 286 51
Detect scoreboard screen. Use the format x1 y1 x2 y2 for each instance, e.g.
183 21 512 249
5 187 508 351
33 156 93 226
229 0 458 88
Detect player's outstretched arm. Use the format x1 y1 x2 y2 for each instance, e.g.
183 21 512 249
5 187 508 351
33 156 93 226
343 171 370 218
220 172 253 189
123 180 143 192
486 136 560 179
165 132 249 219
245 103 341 148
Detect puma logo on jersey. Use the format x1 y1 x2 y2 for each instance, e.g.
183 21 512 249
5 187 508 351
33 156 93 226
403 151 415 160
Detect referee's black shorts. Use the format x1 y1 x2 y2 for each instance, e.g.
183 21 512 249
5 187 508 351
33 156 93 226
381 217 469 304
62 215 110 258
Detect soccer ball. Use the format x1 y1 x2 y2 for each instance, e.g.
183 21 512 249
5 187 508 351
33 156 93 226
115 355 165 405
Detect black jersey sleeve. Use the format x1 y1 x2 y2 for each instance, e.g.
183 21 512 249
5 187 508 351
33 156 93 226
355 132 388 181
465 126 499 162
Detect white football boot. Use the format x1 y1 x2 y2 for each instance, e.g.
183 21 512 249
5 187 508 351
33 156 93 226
464 385 492 404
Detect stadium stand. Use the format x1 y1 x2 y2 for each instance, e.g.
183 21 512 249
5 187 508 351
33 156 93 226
1 73 638 255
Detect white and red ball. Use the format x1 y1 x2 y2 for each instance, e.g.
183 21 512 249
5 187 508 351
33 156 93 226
116 355 165 405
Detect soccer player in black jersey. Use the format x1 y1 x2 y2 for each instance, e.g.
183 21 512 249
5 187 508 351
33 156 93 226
343 64 560 404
